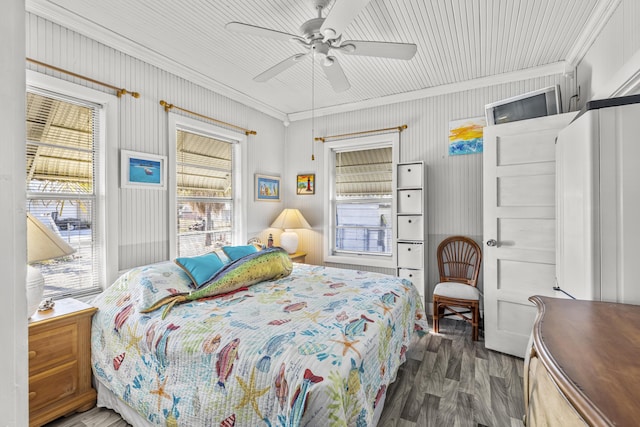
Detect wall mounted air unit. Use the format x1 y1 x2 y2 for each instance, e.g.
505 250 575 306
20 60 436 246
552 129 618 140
485 85 561 125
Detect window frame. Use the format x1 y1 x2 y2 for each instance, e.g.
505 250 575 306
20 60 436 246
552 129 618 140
323 132 399 268
26 70 119 295
167 113 246 259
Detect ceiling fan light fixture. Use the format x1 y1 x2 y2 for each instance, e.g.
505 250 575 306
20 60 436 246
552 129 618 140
322 28 337 40
323 56 335 67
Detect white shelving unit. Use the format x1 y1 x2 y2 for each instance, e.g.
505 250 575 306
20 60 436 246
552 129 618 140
396 161 426 301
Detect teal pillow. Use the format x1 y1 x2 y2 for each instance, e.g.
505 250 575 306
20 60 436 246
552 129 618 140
213 249 231 265
222 244 258 261
174 253 225 288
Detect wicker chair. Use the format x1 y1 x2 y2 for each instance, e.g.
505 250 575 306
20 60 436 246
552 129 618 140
432 236 483 341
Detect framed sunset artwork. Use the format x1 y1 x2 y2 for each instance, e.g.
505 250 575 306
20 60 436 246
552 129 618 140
448 117 486 156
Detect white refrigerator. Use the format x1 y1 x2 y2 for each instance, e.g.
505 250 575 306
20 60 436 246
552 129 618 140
556 95 640 303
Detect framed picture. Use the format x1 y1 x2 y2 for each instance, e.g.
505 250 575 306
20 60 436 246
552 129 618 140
296 174 315 195
121 150 167 189
448 117 486 156
255 173 281 201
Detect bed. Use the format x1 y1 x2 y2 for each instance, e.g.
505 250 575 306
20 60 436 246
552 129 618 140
91 251 427 426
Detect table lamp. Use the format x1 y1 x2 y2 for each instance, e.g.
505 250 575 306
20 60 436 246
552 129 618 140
270 208 311 254
27 213 76 318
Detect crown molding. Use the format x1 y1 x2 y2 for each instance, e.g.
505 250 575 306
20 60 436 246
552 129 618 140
288 61 568 122
565 0 622 68
25 0 288 122
26 0 581 125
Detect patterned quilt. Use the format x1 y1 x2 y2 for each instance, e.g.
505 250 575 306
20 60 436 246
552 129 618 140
91 261 428 426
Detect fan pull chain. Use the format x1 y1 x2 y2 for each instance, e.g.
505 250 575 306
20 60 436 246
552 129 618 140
311 52 315 161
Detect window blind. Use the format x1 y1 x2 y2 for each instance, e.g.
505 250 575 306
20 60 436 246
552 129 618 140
335 147 392 197
333 146 393 255
176 129 234 257
26 90 101 299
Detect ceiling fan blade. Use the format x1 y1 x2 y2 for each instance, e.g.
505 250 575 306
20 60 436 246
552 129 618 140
254 53 308 82
322 57 350 92
340 40 417 60
226 22 302 42
320 0 372 41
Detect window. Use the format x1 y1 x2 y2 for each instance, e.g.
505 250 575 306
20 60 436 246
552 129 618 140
175 129 234 256
26 89 102 299
168 114 245 258
324 133 399 268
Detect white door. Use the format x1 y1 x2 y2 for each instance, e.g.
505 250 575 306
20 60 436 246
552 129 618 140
483 113 576 358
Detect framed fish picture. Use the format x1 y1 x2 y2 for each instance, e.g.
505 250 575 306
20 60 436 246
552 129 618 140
120 150 167 189
448 117 486 156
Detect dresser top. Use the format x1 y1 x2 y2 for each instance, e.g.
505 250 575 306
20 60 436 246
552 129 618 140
29 297 96 326
530 296 640 426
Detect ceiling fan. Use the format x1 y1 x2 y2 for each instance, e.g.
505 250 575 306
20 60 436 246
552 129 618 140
225 0 417 92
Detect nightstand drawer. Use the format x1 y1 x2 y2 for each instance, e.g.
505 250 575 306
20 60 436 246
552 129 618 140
29 322 78 376
28 298 97 426
29 360 79 411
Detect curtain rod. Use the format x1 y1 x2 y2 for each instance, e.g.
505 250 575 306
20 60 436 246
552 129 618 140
315 125 407 142
159 100 257 136
26 58 140 99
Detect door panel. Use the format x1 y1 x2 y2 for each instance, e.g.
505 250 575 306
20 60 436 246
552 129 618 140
497 301 537 336
498 259 556 293
498 218 555 251
498 175 555 206
484 113 577 357
497 130 557 165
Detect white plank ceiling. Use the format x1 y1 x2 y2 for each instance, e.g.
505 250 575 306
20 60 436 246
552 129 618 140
28 0 607 118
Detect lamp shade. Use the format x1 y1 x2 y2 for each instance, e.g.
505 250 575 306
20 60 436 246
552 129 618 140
27 213 75 263
26 213 76 318
270 209 311 230
270 209 311 254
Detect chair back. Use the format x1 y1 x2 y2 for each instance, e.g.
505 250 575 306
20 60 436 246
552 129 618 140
437 236 482 287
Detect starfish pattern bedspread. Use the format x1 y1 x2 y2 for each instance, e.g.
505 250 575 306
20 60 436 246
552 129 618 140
91 261 427 426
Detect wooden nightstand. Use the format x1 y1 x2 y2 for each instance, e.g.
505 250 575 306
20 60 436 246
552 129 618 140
28 298 98 427
289 251 307 263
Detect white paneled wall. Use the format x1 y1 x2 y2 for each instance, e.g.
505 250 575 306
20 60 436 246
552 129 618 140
625 0 640 58
24 12 574 300
577 0 640 103
283 75 571 304
26 13 285 272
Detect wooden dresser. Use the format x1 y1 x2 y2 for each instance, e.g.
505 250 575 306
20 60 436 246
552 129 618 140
28 298 98 427
525 296 640 426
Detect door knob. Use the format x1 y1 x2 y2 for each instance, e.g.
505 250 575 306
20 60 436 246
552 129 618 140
486 239 497 247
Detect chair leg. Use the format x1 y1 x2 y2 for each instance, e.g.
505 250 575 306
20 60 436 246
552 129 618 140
432 300 439 333
472 304 479 341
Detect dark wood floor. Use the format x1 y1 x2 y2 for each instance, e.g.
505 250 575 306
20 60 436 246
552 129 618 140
45 318 525 427
379 318 525 427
